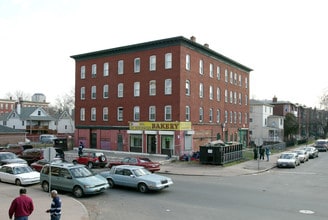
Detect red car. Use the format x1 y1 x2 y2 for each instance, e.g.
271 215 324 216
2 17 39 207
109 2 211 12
72 152 108 169
30 158 67 172
108 157 160 172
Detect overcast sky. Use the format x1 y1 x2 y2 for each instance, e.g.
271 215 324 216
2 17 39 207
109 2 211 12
1 0 327 108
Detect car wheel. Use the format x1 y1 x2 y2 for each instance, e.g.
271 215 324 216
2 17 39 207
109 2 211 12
42 181 50 192
138 183 148 193
108 179 115 188
15 179 21 186
73 186 83 198
72 160 77 165
87 162 93 169
99 155 106 162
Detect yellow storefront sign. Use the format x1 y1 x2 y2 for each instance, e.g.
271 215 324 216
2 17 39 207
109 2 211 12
129 122 191 130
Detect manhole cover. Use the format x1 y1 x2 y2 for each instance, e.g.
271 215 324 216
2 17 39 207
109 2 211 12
299 210 315 214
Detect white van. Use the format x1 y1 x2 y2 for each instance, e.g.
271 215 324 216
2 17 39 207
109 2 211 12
39 134 57 143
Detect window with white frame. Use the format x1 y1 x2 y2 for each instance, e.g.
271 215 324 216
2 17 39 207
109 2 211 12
103 85 109 98
217 66 220 80
199 83 204 98
164 105 172 121
234 112 237 123
230 111 233 123
234 73 237 85
225 89 228 102
199 107 203 122
239 93 242 105
149 106 156 121
245 77 248 88
230 71 233 84
238 112 242 124
186 54 190 70
149 55 156 71
80 87 85 100
117 107 123 121
80 108 85 121
209 108 213 122
230 91 233 103
186 80 190 96
118 83 123 98
245 112 248 124
103 107 108 121
134 58 140 73
209 63 213 78
199 59 204 75
245 94 248 105
234 92 237 104
92 64 97 78
186 106 190 121
209 86 213 100
91 107 96 121
217 87 221 101
165 53 172 69
134 106 140 121
134 82 140 97
91 86 96 99
81 66 85 79
239 74 242 86
118 60 124 75
224 110 228 123
165 79 172 95
103 62 109 76
225 69 228 82
149 80 156 96
217 109 220 123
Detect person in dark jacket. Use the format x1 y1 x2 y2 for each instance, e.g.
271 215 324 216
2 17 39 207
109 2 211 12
78 141 84 157
46 190 62 220
259 146 265 160
9 188 34 220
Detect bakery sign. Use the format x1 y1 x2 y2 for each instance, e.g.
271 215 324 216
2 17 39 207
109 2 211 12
129 122 191 130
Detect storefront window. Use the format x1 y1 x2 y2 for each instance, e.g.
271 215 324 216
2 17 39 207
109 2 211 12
130 134 142 153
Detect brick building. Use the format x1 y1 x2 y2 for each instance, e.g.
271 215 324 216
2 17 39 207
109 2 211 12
71 36 252 156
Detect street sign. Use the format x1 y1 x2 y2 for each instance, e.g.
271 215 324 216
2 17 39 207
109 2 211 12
44 147 57 162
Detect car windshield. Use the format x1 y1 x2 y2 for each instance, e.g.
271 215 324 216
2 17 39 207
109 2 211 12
0 153 16 160
280 154 294 159
133 168 151 177
71 167 94 178
13 166 33 174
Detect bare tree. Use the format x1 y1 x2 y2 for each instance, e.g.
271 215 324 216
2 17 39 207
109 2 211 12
320 88 328 110
5 90 31 101
50 88 75 114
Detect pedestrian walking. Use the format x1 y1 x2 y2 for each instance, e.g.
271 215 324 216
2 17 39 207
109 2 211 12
259 146 265 160
78 141 84 157
253 147 258 160
9 188 34 220
46 190 62 220
265 147 271 161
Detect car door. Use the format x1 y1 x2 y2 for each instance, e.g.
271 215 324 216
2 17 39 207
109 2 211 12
0 166 14 183
121 169 138 188
58 168 73 191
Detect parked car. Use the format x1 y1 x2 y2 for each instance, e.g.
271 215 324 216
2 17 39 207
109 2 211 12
292 149 309 163
19 148 65 165
30 158 68 172
40 163 109 198
39 134 57 144
313 139 328 152
0 152 28 165
72 152 107 169
0 163 40 185
277 152 300 168
303 146 319 158
108 157 161 172
0 144 33 155
100 165 173 193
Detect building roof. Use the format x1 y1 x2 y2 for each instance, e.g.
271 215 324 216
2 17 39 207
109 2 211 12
0 125 25 134
71 36 253 72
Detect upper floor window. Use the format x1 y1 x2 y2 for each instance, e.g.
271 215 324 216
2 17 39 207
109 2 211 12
216 109 220 123
80 66 85 79
117 107 123 121
209 86 213 100
230 111 233 123
134 82 140 97
186 106 190 121
118 60 124 75
209 63 214 78
225 69 228 82
118 83 124 98
149 106 156 121
239 74 242 86
91 107 96 121
92 64 97 78
238 112 242 124
186 54 191 70
103 62 109 76
239 93 242 105
80 87 85 100
103 85 109 99
103 107 108 121
199 83 204 98
199 107 203 122
224 89 228 102
164 105 172 121
199 59 204 75
186 80 190 96
165 53 172 69
234 92 237 104
234 112 237 124
149 55 156 71
245 77 248 88
209 108 213 122
245 112 248 124
134 106 140 121
230 91 233 103
217 66 221 80
245 94 248 105
134 58 140 73
80 108 85 121
216 87 221 101
149 80 156 96
234 73 238 85
91 86 96 99
230 71 233 84
224 110 228 123
165 79 172 95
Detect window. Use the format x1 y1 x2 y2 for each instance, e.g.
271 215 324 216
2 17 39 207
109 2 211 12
185 80 190 96
238 112 242 124
103 85 109 98
199 59 204 75
217 109 220 123
209 86 213 100
117 107 123 121
134 82 140 97
103 62 109 76
239 93 242 105
186 54 190 70
230 111 233 123
92 64 97 78
81 66 85 79
164 105 172 121
165 79 172 95
134 58 140 73
209 63 213 78
149 80 156 96
224 110 228 123
91 86 96 99
217 87 220 101
209 108 213 122
149 55 156 71
239 74 242 86
234 73 238 85
224 89 228 102
234 112 237 124
199 83 204 98
134 106 140 121
80 87 85 100
225 69 228 82
118 83 123 98
234 92 237 104
118 60 124 75
230 91 233 103
91 107 96 121
199 107 203 122
245 77 248 88
103 107 108 121
245 94 248 105
149 106 156 121
230 71 233 84
80 108 85 121
245 112 248 124
186 106 190 121
165 53 172 69
217 66 220 80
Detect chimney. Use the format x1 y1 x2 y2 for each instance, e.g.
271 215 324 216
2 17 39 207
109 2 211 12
17 103 21 115
272 96 277 103
190 36 196 42
204 43 209 48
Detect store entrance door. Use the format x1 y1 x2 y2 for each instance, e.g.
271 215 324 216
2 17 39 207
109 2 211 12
147 135 156 154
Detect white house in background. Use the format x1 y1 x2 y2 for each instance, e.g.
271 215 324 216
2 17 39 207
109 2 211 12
249 100 284 144
53 111 75 134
